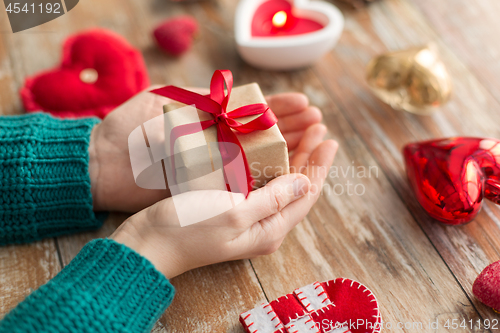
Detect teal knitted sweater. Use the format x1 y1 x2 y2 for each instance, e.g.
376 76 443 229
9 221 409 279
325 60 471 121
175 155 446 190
0 113 175 333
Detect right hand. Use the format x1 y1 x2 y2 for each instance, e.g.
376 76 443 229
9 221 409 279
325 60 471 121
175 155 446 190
111 124 337 279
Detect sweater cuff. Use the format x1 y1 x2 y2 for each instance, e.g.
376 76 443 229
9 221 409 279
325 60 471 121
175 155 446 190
0 112 107 244
62 238 175 331
0 238 175 333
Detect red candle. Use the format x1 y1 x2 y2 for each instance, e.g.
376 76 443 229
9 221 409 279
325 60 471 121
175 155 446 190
251 0 325 37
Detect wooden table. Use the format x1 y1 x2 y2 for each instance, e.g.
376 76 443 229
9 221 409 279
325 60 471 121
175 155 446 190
1 0 500 332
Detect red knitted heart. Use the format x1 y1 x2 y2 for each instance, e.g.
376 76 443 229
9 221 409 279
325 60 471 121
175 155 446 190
403 137 500 225
239 278 381 333
473 260 500 312
21 29 150 119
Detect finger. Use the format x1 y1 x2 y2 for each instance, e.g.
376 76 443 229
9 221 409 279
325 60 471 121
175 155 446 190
283 130 305 151
277 106 322 133
302 139 338 186
265 93 309 117
289 124 327 171
233 173 311 223
255 140 337 243
279 140 338 228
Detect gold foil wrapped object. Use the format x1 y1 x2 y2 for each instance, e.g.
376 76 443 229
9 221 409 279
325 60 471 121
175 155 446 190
366 45 452 115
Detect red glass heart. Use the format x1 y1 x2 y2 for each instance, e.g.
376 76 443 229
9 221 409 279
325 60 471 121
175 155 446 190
403 137 500 225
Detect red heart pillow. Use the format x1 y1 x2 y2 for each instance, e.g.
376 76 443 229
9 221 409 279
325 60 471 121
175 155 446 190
20 29 150 119
239 278 381 333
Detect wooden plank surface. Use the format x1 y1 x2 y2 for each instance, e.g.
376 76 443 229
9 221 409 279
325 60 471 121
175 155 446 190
411 0 500 106
311 0 500 325
246 69 489 331
0 5 62 319
0 0 500 331
0 240 61 318
0 15 18 116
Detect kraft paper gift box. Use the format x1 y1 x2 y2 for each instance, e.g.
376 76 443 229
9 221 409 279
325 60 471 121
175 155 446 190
163 82 289 193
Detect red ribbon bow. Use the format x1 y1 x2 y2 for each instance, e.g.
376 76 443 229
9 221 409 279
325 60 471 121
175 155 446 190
151 70 278 196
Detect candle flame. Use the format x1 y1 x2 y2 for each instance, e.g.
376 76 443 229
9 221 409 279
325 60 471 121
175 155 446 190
272 11 287 28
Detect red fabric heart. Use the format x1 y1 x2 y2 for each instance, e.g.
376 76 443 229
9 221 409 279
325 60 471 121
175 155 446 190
403 138 500 225
473 260 500 312
239 278 381 333
20 29 150 119
319 279 381 333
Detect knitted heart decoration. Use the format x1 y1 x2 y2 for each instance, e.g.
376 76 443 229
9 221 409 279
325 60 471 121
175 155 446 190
239 278 381 333
21 29 150 119
403 137 500 225
473 260 500 312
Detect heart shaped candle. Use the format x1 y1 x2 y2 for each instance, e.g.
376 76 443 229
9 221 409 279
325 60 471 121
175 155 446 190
235 0 344 70
403 137 500 225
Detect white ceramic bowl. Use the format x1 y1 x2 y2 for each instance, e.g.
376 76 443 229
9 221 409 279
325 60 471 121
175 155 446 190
235 0 344 70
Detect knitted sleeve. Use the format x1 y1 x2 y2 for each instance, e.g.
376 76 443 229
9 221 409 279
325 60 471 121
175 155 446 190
0 238 175 333
0 113 107 244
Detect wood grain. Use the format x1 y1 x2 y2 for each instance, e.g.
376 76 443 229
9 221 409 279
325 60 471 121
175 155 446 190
0 240 61 318
312 0 500 324
0 4 62 321
248 69 486 332
1 0 500 331
56 213 127 266
411 0 500 106
159 261 265 333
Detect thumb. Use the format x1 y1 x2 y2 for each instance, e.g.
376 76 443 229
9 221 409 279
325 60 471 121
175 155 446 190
238 173 311 222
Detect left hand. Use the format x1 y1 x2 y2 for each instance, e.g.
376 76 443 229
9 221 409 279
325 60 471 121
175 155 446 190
89 87 323 212
111 124 336 279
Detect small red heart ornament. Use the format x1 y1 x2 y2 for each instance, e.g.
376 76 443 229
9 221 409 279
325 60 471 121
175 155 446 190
403 137 500 225
153 16 198 56
21 29 150 119
473 260 500 312
239 278 381 333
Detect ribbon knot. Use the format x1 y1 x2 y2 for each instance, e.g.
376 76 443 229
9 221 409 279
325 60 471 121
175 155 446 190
215 112 229 124
151 70 278 197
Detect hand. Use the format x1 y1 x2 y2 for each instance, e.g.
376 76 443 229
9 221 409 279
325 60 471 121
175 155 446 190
111 124 337 279
89 88 323 212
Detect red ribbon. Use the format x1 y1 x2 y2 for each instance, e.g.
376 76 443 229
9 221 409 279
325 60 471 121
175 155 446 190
151 70 278 196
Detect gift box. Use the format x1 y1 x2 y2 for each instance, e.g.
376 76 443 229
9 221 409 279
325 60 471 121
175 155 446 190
154 70 289 196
